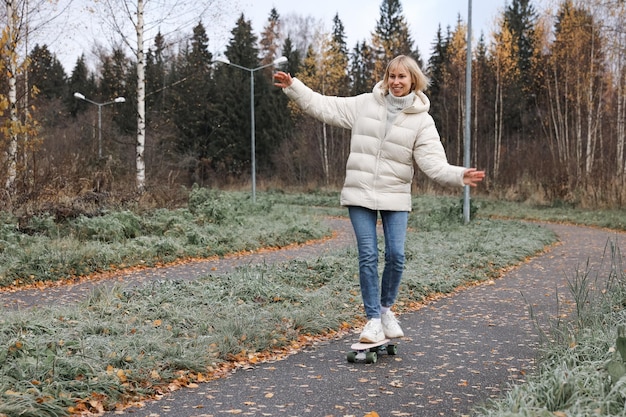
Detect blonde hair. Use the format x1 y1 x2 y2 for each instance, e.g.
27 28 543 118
381 55 430 94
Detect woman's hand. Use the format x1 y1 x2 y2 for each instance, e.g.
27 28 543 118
274 71 293 88
463 168 485 187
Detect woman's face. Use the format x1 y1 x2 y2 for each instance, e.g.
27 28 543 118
387 64 412 97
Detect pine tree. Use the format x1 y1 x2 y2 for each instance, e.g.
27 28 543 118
170 22 215 164
259 7 281 73
145 31 168 115
99 48 133 136
281 36 301 77
503 0 540 144
256 8 293 177
212 14 260 178
99 48 131 103
326 13 350 97
371 0 415 81
504 0 537 95
28 44 66 100
27 44 67 134
427 25 450 134
66 55 97 117
349 41 375 95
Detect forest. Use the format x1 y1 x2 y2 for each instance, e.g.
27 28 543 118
1 0 625 215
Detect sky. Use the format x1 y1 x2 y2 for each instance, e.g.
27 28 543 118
49 0 522 73
235 0 508 60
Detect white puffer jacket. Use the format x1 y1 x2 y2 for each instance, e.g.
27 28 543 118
283 78 466 211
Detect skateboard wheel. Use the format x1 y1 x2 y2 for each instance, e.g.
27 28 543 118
365 352 377 364
346 351 357 363
386 344 398 355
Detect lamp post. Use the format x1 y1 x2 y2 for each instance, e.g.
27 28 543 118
74 92 126 159
463 0 473 224
214 56 288 203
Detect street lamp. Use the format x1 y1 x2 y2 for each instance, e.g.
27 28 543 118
462 0 473 224
74 92 126 159
214 56 288 203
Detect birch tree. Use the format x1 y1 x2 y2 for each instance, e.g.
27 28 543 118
296 35 330 183
293 14 349 186
92 0 229 192
489 19 518 179
547 1 605 185
0 0 73 200
445 17 468 166
2 0 20 194
589 0 626 181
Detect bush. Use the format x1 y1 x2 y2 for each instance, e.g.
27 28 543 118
71 210 143 242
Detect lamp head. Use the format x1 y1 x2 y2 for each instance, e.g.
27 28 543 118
273 56 288 65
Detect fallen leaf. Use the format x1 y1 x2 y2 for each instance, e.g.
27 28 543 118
116 370 127 383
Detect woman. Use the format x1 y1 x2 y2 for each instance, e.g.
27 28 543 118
274 55 485 343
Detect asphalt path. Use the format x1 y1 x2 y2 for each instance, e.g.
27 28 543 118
107 222 623 417
2 220 624 417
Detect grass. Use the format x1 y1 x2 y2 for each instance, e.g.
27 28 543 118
0 187 330 288
472 241 626 416
0 189 623 416
475 196 626 230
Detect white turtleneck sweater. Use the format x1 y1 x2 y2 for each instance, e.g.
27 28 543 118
385 92 416 134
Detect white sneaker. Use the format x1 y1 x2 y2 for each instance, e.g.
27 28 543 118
359 319 385 343
381 310 404 338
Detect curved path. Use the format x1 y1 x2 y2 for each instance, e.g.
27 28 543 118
0 218 356 310
2 221 625 416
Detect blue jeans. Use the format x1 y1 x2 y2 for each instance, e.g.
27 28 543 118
348 206 408 319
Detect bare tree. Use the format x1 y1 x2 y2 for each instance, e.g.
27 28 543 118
0 0 69 199
280 13 324 55
489 19 519 179
590 0 626 180
3 0 19 194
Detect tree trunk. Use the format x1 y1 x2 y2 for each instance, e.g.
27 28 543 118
615 38 626 180
457 84 463 166
135 0 146 192
547 63 569 170
5 0 18 194
493 73 502 179
575 78 582 180
618 67 626 177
